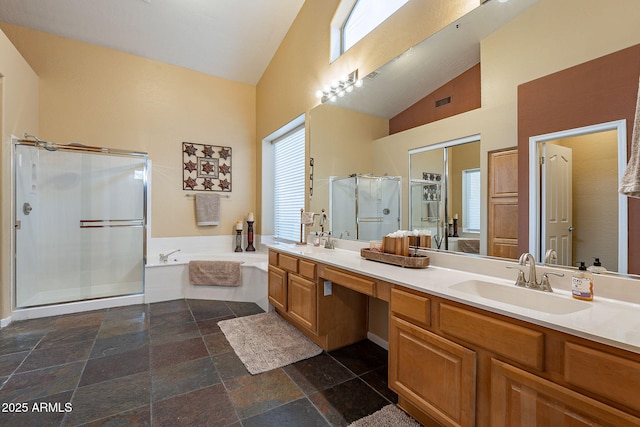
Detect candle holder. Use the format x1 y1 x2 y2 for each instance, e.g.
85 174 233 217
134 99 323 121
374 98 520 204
453 218 459 237
234 229 243 252
246 221 256 252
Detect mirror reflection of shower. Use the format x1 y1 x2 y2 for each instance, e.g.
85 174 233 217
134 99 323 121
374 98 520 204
330 174 401 241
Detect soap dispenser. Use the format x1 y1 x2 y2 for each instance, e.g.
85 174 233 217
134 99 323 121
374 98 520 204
572 262 594 301
587 258 607 274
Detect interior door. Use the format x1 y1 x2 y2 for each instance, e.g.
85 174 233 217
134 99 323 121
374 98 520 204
542 143 573 265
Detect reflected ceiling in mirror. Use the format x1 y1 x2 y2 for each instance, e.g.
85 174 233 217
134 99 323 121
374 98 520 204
325 0 539 119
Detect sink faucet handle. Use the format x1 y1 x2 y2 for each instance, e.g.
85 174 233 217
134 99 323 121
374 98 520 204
539 272 564 292
506 265 527 287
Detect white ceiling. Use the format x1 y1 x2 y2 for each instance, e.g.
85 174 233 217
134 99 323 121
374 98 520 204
0 0 305 85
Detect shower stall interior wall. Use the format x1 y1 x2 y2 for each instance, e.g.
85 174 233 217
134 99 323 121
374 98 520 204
14 143 147 308
330 175 401 241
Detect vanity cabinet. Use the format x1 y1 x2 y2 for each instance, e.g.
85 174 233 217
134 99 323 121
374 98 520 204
389 285 640 427
267 249 368 351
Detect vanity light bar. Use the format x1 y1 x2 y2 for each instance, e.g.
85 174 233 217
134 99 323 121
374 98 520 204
316 70 363 104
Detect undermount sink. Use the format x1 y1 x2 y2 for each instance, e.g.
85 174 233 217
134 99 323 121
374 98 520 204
449 280 591 315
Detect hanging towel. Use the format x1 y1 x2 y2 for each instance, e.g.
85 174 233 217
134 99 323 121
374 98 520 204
301 211 315 226
619 76 640 198
188 260 243 286
195 193 220 226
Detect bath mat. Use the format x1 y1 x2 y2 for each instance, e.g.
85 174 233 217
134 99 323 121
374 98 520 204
348 405 422 427
217 312 322 374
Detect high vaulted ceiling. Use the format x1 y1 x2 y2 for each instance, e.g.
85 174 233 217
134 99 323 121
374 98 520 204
0 0 305 85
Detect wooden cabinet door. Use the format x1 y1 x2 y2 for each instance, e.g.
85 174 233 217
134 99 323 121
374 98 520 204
389 315 476 427
490 359 640 426
268 266 287 312
287 274 317 333
488 148 519 259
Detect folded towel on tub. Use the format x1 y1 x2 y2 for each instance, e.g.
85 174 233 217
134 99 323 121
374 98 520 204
189 260 243 286
195 193 220 226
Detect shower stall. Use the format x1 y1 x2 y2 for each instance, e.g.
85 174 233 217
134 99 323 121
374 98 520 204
13 139 147 308
330 174 401 241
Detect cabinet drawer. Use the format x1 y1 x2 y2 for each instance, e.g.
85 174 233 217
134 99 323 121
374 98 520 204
278 253 299 273
298 259 316 280
565 342 640 413
322 267 375 296
390 287 431 328
440 304 544 371
268 250 279 266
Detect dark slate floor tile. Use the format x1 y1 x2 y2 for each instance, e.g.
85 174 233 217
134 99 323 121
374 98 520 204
78 404 150 427
149 310 195 330
152 383 237 427
225 301 265 317
283 353 355 395
0 361 84 403
80 345 150 387
1 389 73 427
203 332 233 356
225 369 305 419
36 324 100 351
151 357 220 402
0 351 29 377
64 372 150 426
149 299 190 316
0 330 47 356
196 315 234 335
361 365 398 404
186 299 234 321
90 330 149 359
18 339 94 373
211 350 249 381
242 397 329 427
309 377 390 426
150 337 208 370
104 304 149 322
149 321 201 346
52 311 105 330
97 317 149 339
329 340 388 375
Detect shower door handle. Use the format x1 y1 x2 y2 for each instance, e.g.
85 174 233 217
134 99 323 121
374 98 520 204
23 203 33 215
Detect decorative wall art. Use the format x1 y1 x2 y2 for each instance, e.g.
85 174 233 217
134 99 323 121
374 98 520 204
182 142 232 192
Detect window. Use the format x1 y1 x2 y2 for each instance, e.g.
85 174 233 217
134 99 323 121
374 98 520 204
341 0 409 53
462 168 480 233
273 124 305 241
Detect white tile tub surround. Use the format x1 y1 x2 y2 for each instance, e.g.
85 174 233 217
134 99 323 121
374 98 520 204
145 236 269 311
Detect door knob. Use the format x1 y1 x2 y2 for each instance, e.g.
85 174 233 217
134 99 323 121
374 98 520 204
568 226 575 232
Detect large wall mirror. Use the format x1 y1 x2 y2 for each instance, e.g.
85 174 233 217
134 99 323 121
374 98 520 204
308 0 640 276
528 120 628 274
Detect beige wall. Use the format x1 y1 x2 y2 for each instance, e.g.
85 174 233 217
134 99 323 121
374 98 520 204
0 28 39 320
0 23 256 239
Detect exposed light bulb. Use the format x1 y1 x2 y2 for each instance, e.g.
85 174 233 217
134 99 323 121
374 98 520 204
315 90 324 98
345 85 354 93
354 79 363 88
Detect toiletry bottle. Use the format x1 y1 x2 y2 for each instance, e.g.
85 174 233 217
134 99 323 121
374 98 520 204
587 258 607 274
572 262 594 301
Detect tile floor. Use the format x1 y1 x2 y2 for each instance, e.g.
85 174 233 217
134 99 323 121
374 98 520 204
0 299 398 426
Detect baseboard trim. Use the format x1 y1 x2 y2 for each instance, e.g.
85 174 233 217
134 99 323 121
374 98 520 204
367 331 389 350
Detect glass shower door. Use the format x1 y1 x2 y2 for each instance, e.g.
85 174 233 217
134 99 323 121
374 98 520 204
14 144 147 308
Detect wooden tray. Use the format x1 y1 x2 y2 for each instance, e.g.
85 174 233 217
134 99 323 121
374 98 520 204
360 248 430 268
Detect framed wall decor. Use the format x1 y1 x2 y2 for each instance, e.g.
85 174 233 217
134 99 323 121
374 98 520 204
182 142 232 192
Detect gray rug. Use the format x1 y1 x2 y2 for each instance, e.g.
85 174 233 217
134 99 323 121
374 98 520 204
348 405 422 427
217 311 322 375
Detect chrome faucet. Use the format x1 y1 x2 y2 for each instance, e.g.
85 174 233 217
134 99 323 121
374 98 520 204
159 249 181 262
323 232 334 249
507 252 563 292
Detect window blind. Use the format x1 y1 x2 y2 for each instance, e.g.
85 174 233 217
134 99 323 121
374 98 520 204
273 125 305 242
462 168 481 233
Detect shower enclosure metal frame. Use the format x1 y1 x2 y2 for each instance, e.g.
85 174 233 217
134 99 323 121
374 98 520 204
329 174 401 241
12 137 148 309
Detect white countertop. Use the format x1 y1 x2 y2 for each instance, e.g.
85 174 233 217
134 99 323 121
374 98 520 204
267 242 640 354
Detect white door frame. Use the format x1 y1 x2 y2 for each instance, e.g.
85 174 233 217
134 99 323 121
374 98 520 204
528 120 627 273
